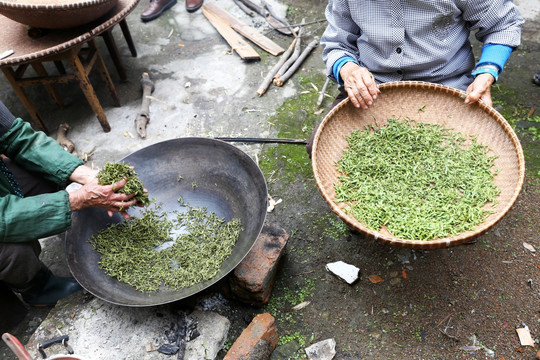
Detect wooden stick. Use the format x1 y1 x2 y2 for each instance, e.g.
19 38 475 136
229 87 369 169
235 0 266 16
280 18 327 28
135 72 155 138
56 123 75 153
232 0 254 16
273 28 303 85
274 38 319 87
273 19 304 85
261 1 292 35
256 37 298 96
277 35 301 75
317 77 330 106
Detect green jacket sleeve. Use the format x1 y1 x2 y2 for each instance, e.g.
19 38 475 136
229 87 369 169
0 191 73 242
1 118 83 186
0 118 84 242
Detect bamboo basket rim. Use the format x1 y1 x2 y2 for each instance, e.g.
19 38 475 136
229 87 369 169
311 81 525 250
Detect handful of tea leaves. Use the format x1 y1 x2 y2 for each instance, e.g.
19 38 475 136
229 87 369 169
97 162 149 205
335 119 500 241
90 204 243 292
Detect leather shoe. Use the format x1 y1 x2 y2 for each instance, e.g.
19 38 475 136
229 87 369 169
22 275 82 307
185 0 203 13
141 0 177 22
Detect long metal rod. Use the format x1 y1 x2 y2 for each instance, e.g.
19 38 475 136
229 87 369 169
216 137 308 145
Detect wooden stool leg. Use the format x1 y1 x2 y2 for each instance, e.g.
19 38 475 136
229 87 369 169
31 62 64 109
119 19 137 57
101 29 128 82
1 67 49 134
66 47 111 132
53 61 66 74
91 40 121 107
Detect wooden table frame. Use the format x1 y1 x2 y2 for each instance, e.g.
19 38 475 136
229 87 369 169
101 19 137 82
1 39 120 133
0 0 140 134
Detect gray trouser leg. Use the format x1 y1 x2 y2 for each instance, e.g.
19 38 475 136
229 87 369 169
0 240 43 289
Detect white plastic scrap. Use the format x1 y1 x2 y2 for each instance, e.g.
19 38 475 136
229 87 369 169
305 338 336 360
325 261 360 284
267 194 282 213
523 242 536 252
459 335 495 358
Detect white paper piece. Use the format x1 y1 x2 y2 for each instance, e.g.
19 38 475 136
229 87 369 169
516 326 535 346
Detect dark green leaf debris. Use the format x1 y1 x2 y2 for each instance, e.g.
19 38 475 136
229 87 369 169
335 119 500 241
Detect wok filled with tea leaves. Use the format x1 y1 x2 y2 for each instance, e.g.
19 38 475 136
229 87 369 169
65 138 267 306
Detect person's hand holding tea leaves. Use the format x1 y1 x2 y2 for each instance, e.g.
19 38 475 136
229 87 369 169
96 162 150 218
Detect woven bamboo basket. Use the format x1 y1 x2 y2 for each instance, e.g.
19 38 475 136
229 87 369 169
312 81 525 250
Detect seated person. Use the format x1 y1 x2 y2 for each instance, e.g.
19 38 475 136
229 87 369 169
0 100 138 318
307 0 524 155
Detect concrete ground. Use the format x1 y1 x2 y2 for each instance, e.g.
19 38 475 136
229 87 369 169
0 0 319 357
1 0 539 358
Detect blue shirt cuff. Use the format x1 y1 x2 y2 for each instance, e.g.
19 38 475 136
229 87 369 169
476 44 513 72
333 56 359 86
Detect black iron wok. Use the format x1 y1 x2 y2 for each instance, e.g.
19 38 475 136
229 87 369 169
65 138 267 306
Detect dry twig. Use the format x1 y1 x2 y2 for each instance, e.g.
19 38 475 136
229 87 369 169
56 123 75 153
232 0 254 16
273 26 303 85
256 37 298 96
261 1 293 35
135 73 155 138
274 38 319 87
317 77 331 106
77 146 96 163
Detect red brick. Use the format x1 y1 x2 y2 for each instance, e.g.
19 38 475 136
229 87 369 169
224 313 278 360
229 224 288 306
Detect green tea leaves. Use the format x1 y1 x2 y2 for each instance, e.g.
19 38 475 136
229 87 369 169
97 162 150 205
90 205 243 292
335 119 500 241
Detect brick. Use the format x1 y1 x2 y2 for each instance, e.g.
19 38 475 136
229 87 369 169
224 313 278 360
229 224 288 306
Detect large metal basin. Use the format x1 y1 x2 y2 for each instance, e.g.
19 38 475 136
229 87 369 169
66 138 267 306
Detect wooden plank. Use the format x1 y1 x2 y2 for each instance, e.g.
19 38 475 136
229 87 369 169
202 8 260 61
202 3 285 56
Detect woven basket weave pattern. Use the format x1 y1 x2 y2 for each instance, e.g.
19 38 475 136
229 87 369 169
312 81 525 250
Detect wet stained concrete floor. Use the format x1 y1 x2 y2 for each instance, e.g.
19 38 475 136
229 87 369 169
0 0 539 359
